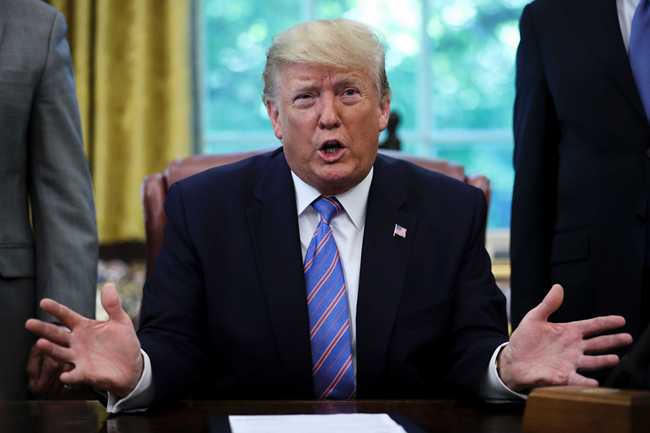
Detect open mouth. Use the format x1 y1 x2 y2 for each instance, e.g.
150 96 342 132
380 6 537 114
319 140 344 154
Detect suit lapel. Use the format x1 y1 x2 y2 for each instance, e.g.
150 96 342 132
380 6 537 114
578 0 646 121
356 156 416 396
246 151 313 397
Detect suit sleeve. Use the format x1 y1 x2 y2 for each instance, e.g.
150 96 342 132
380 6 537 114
28 11 98 320
137 184 209 405
447 187 509 396
510 4 560 328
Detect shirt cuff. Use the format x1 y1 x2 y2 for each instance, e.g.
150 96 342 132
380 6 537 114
106 349 155 414
480 342 527 401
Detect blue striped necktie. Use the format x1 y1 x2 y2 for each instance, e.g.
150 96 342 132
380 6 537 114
304 196 355 399
630 0 650 122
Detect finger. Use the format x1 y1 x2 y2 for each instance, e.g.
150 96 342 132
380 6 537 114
60 368 86 385
569 315 627 337
26 345 44 381
577 354 620 371
40 355 63 384
525 284 564 322
101 283 130 324
567 372 599 387
25 320 72 347
583 333 633 353
26 347 44 394
34 338 75 364
38 299 84 329
33 356 62 395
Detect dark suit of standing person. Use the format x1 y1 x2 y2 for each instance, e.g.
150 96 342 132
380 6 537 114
25 19 632 412
511 0 650 345
0 0 98 399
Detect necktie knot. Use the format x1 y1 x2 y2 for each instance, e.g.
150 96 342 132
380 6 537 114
311 196 342 224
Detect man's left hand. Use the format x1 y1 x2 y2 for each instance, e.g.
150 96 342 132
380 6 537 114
498 284 633 392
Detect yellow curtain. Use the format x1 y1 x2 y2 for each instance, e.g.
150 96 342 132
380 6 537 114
49 0 192 243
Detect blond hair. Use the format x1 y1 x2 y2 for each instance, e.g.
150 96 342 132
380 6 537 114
262 19 390 104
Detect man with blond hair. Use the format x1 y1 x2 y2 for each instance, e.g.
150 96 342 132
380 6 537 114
27 19 631 411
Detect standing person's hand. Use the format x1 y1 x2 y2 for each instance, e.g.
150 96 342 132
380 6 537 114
26 340 71 397
25 283 143 397
498 284 633 392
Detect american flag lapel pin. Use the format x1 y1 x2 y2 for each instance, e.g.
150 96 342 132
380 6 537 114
393 224 407 238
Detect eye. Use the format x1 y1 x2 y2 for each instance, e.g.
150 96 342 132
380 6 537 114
341 87 361 103
293 93 315 107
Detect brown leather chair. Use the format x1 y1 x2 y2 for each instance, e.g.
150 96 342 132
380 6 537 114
142 150 491 278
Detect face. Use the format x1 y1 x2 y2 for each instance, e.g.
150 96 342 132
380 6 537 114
266 63 390 195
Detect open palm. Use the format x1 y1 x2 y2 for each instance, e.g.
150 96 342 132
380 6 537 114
26 283 143 397
499 284 633 392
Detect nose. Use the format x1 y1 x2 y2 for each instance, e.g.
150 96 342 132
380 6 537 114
318 93 341 130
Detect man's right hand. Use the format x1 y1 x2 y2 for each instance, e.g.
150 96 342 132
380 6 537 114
25 283 143 398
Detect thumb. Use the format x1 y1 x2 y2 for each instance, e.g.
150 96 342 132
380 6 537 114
101 283 129 323
526 283 564 322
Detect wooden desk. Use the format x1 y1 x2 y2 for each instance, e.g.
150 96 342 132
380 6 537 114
0 400 524 433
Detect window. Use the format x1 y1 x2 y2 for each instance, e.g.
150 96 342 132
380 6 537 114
199 0 527 231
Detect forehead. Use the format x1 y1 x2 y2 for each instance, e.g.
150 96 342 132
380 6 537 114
277 63 372 89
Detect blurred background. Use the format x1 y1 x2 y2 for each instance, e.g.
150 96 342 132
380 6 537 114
48 0 527 317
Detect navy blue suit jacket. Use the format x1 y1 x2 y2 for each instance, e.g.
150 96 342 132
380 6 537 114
138 148 508 404
511 0 650 338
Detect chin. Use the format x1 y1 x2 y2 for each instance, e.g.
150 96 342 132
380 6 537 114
315 174 358 195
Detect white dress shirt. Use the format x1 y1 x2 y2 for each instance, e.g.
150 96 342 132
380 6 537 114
292 168 372 360
618 0 641 51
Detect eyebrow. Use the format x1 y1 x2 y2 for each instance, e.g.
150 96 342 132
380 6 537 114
334 73 374 93
291 82 320 93
288 72 368 94
333 78 362 89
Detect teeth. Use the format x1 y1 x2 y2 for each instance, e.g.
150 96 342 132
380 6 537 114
325 148 337 153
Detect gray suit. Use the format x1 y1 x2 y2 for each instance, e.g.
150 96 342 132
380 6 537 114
0 0 97 399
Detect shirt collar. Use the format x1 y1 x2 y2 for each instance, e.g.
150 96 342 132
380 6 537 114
291 167 373 230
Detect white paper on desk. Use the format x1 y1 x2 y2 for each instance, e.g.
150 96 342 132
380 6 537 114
229 413 408 433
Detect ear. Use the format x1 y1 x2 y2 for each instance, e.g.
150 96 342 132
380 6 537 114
266 100 283 140
378 94 391 131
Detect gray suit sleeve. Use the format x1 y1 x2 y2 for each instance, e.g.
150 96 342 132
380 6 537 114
28 11 98 320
